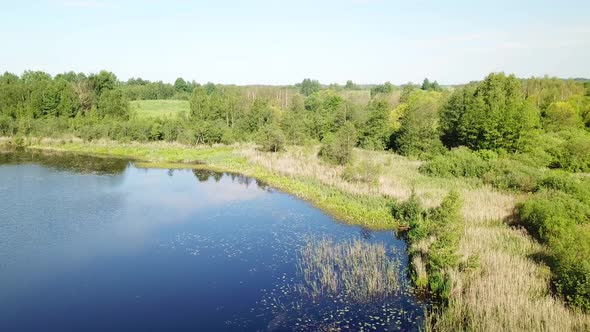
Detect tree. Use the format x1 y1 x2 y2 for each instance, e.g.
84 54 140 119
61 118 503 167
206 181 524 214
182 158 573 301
90 70 117 97
440 73 540 152
345 80 359 90
258 124 286 152
97 89 129 119
544 101 584 131
55 79 81 117
359 99 393 150
318 122 357 165
174 77 188 92
400 83 418 102
421 78 431 91
370 82 394 97
298 78 321 96
394 91 445 156
421 78 442 92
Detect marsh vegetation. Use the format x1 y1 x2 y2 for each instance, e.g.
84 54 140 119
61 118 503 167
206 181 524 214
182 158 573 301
297 238 400 302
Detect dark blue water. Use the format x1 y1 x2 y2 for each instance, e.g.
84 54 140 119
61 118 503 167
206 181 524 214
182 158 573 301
0 151 426 331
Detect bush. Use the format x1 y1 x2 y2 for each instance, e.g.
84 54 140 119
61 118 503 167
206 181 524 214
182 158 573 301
0 114 15 136
550 227 590 311
482 159 543 192
341 159 381 185
402 191 464 301
258 124 286 152
553 131 590 172
391 191 426 233
419 147 491 178
538 172 590 205
318 122 357 165
517 188 590 311
517 190 590 241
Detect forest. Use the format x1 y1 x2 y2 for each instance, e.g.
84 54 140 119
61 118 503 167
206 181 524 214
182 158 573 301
1 69 590 318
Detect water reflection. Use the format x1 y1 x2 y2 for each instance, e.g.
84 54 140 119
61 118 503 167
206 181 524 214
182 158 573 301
0 152 425 331
0 148 128 175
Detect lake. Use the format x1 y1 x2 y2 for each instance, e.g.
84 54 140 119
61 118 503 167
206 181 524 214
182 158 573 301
0 150 426 331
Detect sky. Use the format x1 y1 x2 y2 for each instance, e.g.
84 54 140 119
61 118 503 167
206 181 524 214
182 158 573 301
1 0 589 85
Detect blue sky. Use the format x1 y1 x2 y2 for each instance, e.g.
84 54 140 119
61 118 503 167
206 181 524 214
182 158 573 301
1 0 589 85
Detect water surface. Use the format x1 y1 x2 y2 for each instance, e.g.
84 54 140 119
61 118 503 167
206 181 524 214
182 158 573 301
0 150 426 331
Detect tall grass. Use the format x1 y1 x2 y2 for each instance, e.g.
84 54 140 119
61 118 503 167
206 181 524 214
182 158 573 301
297 238 399 302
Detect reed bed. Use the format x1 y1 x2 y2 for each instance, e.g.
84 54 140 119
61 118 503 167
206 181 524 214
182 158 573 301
297 238 400 303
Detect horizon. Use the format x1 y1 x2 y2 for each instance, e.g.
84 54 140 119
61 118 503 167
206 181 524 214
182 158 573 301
2 0 590 85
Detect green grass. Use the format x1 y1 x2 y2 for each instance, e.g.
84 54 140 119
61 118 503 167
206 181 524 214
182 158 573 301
130 100 189 119
19 139 397 230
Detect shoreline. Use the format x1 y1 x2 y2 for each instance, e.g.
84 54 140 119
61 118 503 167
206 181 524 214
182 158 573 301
4 136 590 330
2 138 399 231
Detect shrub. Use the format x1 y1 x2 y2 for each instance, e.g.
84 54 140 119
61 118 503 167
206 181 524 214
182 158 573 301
341 159 381 185
550 227 590 311
0 114 15 136
391 191 426 233
482 159 543 192
419 147 491 178
318 122 357 165
402 191 464 301
553 131 590 172
538 172 590 205
516 190 590 241
258 124 286 152
517 188 590 311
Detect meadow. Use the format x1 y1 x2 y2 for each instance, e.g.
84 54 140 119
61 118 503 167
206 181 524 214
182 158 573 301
130 99 189 118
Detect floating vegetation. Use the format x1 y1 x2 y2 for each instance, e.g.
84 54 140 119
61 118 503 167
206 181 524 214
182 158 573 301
297 238 400 303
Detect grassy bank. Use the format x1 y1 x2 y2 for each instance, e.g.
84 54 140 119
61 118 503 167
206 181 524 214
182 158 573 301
3 136 590 330
7 137 396 230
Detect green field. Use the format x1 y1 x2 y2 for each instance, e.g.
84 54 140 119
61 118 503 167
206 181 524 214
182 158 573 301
130 100 189 118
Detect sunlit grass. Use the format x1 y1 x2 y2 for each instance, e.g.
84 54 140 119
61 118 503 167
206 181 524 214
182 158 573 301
130 99 189 118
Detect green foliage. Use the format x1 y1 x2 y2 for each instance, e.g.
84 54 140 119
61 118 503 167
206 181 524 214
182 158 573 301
550 227 590 311
97 89 129 119
393 90 446 157
399 191 464 301
421 78 442 92
544 101 584 131
517 180 590 311
90 70 117 96
391 191 425 232
298 78 321 96
258 124 286 152
419 147 492 178
359 99 393 150
344 80 359 90
522 77 585 111
318 122 357 165
517 190 590 240
400 83 419 103
551 131 590 172
440 73 540 152
370 82 394 97
174 77 192 93
481 159 543 192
